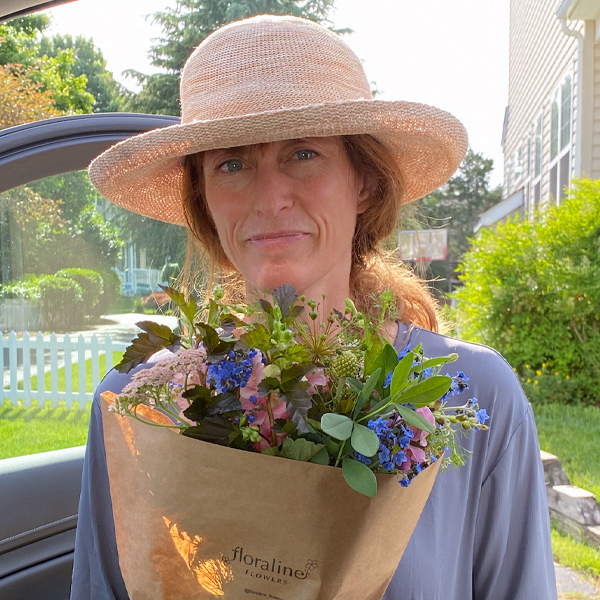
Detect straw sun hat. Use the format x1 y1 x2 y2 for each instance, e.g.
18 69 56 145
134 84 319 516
89 14 468 226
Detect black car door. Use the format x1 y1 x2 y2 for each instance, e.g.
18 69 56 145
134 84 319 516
0 112 178 600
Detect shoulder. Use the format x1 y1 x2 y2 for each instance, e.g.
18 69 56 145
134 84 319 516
398 324 532 436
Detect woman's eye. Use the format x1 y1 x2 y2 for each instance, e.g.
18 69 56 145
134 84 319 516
295 149 316 161
219 159 243 172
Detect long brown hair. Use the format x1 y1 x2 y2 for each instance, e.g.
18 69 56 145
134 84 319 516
181 134 440 332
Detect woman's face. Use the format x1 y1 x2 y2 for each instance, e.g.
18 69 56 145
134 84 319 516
202 136 369 300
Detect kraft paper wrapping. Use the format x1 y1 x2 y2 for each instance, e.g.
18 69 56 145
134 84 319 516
101 393 440 600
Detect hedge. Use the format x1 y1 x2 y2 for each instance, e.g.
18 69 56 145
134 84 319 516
454 179 600 405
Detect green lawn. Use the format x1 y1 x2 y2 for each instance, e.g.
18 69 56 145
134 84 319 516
17 351 124 394
534 404 600 583
1 351 123 460
551 522 600 582
533 404 600 500
0 402 91 459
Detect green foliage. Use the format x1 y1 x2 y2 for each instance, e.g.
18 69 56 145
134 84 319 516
39 34 126 113
0 17 94 114
96 268 122 315
55 268 103 317
124 0 340 116
38 274 84 331
533 403 600 500
550 524 600 580
160 262 181 284
0 403 91 460
0 274 41 299
454 179 600 405
413 149 502 296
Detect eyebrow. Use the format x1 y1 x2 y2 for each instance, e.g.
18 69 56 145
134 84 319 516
205 138 318 166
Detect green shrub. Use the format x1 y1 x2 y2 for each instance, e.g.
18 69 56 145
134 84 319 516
0 274 42 300
454 179 600 405
55 268 103 317
38 275 84 331
95 268 121 315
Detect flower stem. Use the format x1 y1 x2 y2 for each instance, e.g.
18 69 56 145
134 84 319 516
335 440 346 467
266 392 277 447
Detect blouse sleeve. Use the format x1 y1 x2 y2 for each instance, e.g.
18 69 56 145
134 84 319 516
472 405 557 600
69 392 130 600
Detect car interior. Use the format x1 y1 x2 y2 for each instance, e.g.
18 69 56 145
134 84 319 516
0 3 180 598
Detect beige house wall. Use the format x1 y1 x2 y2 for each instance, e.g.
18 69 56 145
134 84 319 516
504 0 582 207
593 35 600 179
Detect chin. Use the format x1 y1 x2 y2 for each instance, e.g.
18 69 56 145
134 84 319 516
252 267 308 295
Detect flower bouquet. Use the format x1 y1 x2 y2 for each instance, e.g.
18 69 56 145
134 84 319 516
101 284 488 599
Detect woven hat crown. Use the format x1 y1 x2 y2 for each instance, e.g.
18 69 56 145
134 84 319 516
180 15 372 123
88 14 469 226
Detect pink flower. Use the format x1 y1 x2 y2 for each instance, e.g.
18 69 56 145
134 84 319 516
411 407 435 444
305 368 327 394
240 351 266 401
401 407 436 467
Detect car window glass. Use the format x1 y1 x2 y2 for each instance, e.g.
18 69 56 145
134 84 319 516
1 170 179 459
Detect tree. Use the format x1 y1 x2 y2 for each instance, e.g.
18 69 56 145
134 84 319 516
124 0 340 116
411 149 502 295
1 16 95 114
39 34 126 113
0 63 60 128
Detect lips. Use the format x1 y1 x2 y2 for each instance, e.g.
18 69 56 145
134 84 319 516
247 231 306 241
246 231 309 249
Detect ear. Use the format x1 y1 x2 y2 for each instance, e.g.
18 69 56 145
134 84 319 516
356 175 372 215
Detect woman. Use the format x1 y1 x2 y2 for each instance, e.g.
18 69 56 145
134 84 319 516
72 15 557 600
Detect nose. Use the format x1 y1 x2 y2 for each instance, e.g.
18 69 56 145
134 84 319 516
250 159 294 218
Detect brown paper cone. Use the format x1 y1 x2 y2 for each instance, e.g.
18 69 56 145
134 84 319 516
101 393 440 600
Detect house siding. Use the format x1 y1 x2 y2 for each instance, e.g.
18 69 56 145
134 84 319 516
504 0 582 206
592 36 600 178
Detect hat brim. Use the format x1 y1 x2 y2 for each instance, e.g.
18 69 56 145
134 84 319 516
89 99 468 226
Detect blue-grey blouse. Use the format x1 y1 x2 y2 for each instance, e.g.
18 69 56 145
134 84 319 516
70 324 557 600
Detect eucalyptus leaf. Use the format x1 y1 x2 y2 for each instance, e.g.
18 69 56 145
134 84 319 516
321 413 354 440
351 423 380 457
342 458 377 497
394 404 435 434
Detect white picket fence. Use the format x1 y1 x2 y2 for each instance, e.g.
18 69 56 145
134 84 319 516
1 331 128 409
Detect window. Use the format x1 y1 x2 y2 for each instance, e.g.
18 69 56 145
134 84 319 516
549 73 573 203
513 146 523 182
534 115 542 178
531 115 543 214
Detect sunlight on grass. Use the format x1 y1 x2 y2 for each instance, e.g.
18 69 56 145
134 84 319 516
0 402 92 459
533 404 600 500
16 352 124 394
551 523 600 582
